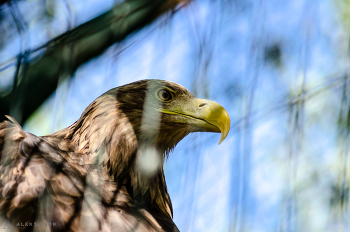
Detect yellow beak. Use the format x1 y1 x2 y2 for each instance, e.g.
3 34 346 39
192 99 230 144
160 98 230 144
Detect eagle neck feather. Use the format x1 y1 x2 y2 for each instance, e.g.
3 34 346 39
65 93 173 218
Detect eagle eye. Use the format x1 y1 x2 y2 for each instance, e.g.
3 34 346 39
156 88 173 102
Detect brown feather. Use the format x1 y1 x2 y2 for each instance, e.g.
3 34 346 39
0 80 201 231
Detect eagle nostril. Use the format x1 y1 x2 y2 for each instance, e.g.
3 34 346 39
199 103 207 108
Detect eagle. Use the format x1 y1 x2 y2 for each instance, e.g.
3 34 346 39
0 79 230 232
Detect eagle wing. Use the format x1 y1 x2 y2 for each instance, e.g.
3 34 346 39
0 117 177 232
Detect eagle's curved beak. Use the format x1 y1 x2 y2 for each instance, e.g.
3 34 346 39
160 98 230 144
191 99 230 144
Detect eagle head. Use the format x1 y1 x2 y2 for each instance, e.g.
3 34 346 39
115 79 229 151
68 79 230 174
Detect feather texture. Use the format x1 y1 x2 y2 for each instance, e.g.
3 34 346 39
0 80 195 231
0 79 230 232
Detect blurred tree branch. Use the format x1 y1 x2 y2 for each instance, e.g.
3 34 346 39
0 0 9 6
0 0 188 124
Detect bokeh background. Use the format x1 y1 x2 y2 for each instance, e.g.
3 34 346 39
1 0 350 231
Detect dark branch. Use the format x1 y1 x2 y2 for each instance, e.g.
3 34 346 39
0 0 187 124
